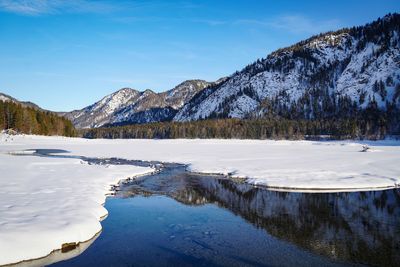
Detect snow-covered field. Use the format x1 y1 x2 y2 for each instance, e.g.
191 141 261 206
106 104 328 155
0 134 399 265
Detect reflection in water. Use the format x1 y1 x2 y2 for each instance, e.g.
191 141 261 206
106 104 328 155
120 168 400 267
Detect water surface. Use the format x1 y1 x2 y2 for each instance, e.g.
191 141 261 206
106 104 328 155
48 165 400 267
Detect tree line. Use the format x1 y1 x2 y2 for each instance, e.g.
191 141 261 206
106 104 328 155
81 112 399 140
0 100 76 136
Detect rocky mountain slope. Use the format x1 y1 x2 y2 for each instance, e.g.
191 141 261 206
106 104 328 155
174 13 400 122
64 80 213 128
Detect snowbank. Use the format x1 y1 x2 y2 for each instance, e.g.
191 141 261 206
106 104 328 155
1 134 399 264
0 148 152 265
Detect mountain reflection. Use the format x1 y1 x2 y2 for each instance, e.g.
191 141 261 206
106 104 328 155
120 169 400 267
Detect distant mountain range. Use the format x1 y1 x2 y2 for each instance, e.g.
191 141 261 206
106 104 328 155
62 79 226 128
2 14 400 130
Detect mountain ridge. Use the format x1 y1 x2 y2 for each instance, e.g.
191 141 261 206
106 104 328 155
64 79 216 128
174 13 400 122
6 13 400 132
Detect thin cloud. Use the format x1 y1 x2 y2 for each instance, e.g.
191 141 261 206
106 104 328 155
0 0 119 15
0 0 203 16
236 15 342 35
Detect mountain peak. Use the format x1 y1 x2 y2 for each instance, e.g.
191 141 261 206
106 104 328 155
142 89 155 95
112 87 139 95
164 79 212 109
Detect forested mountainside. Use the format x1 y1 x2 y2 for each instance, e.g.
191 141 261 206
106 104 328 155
81 14 400 139
174 13 400 125
0 97 76 136
64 79 216 128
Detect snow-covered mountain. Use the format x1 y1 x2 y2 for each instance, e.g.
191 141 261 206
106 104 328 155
66 14 400 128
174 13 400 121
65 80 213 128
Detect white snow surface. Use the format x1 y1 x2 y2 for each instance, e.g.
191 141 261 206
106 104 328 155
1 134 400 264
0 139 152 265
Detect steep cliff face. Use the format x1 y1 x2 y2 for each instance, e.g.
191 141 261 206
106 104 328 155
174 14 400 121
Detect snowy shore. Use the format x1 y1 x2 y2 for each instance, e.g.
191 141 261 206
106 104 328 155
0 134 399 265
0 137 153 265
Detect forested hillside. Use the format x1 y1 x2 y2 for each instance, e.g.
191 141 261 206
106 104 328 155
0 100 76 136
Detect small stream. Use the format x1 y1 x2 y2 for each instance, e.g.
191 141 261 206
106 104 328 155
13 149 400 266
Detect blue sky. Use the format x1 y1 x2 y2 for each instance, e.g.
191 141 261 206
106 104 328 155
0 0 399 111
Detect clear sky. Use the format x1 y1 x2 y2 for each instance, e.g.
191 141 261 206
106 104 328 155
0 0 399 111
